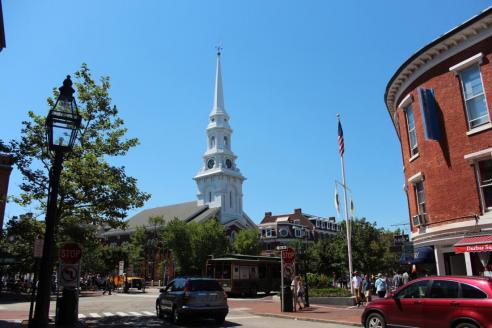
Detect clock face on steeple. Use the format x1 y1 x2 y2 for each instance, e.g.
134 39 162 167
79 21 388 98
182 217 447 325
207 159 215 169
226 159 232 169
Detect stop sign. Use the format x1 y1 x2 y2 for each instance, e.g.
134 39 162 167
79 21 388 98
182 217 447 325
282 247 295 264
59 243 82 264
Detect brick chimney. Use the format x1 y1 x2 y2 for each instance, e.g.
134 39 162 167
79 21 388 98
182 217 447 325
265 212 272 217
294 208 302 215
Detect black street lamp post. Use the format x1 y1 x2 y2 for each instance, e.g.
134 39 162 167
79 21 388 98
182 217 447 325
303 228 310 307
29 76 81 328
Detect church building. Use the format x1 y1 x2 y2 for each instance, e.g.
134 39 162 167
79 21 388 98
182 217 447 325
103 50 255 247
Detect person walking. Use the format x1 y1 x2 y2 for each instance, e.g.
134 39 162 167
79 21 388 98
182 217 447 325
352 271 363 306
375 273 387 298
363 273 372 304
102 275 112 295
402 271 410 285
291 276 303 311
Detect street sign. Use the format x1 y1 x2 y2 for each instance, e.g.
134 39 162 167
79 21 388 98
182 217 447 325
283 263 295 280
282 247 295 264
59 243 82 264
118 261 124 275
34 238 44 258
276 245 287 251
59 263 80 287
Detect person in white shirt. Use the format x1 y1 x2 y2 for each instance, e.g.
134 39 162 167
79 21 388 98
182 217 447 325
352 271 363 306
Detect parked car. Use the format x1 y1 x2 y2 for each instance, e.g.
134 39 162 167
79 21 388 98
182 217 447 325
362 276 492 328
156 277 228 324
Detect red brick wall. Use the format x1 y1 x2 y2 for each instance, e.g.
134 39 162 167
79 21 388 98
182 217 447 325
0 154 14 230
395 37 492 232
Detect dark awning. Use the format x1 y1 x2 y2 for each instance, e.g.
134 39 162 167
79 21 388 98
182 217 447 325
412 246 435 264
454 235 492 253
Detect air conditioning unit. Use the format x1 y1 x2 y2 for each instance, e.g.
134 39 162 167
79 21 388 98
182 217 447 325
412 214 427 226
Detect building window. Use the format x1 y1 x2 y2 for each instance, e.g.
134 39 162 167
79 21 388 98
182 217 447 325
224 136 228 149
459 65 490 129
295 229 301 238
316 220 320 228
477 159 492 211
405 105 418 156
293 219 300 225
415 181 426 215
209 192 212 202
229 191 233 208
321 222 326 229
210 136 215 148
265 229 272 238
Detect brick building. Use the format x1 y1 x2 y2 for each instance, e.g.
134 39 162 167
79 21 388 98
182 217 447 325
0 154 14 231
258 208 340 255
385 7 492 276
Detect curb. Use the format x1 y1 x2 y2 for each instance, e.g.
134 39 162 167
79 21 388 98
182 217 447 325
253 312 362 327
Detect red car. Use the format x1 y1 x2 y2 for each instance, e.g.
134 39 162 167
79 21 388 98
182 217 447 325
361 276 492 328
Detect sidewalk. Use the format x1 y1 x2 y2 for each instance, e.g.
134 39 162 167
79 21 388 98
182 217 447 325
228 296 364 326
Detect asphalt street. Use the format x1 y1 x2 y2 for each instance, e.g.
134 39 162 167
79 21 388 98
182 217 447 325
0 290 354 328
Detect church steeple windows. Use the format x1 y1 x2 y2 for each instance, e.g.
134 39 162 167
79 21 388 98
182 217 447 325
210 136 215 148
224 136 228 149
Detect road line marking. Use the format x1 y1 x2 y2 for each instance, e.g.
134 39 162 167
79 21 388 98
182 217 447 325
89 313 101 318
103 312 114 316
142 311 155 316
116 312 128 316
227 315 261 319
129 311 142 316
78 314 86 318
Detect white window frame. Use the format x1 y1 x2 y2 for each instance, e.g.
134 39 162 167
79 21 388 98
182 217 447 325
405 105 419 157
316 220 320 228
458 64 491 130
293 219 300 225
265 228 272 238
414 181 426 216
474 158 492 213
295 229 302 238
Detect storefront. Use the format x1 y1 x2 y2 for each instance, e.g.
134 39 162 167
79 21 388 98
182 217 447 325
454 235 492 276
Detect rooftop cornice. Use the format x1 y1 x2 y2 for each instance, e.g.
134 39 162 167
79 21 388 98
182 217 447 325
384 6 492 138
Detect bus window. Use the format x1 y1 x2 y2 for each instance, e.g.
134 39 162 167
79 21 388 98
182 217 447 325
223 264 231 279
206 264 214 278
259 264 267 279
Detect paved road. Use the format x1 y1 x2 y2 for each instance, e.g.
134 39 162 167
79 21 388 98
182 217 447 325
0 290 354 328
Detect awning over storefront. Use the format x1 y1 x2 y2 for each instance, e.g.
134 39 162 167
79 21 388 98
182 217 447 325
455 235 492 253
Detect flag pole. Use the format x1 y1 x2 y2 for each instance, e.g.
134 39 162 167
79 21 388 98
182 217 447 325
337 113 354 295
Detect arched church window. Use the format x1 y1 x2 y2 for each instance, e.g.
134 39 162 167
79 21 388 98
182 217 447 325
210 136 215 148
230 191 233 208
224 136 228 149
209 192 212 202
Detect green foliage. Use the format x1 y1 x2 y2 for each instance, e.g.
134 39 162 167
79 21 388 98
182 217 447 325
8 64 150 232
309 287 351 297
0 213 44 275
306 273 330 288
231 228 260 255
164 218 229 275
308 218 400 276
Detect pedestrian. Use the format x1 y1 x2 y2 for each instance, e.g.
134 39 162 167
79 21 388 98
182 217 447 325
392 271 403 290
291 276 303 311
352 271 363 307
102 275 112 295
375 273 387 298
363 273 372 304
297 277 306 310
402 271 410 285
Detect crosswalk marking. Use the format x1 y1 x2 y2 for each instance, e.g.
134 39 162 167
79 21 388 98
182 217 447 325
129 311 142 316
103 312 114 316
142 311 155 315
116 312 128 316
78 314 86 319
89 313 101 318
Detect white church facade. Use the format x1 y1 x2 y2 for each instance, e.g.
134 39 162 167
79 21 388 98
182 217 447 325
103 50 255 243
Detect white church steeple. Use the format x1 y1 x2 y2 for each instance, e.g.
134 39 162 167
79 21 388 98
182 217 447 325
194 49 246 225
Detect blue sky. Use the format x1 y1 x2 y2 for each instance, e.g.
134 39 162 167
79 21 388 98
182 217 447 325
1 1 490 229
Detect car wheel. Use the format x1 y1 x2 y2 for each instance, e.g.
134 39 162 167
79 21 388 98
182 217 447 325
172 306 182 324
366 313 386 328
156 302 164 319
455 323 479 328
215 314 226 324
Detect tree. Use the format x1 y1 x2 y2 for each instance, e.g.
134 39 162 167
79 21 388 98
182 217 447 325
0 213 44 275
231 228 261 255
163 218 229 275
8 64 150 234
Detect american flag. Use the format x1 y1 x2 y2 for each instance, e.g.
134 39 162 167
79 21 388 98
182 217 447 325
338 120 344 157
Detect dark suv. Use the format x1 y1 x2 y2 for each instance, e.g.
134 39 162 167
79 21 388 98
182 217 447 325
362 276 492 328
156 277 228 324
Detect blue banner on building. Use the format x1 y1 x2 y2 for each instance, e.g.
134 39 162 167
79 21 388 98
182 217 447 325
418 88 442 141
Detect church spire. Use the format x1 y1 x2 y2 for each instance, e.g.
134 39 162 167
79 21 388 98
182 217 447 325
212 46 227 115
